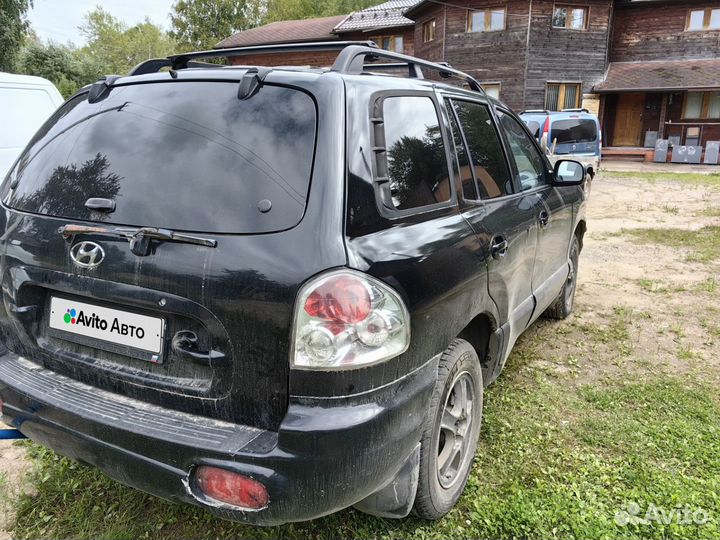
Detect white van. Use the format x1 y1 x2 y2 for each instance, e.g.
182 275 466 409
0 72 64 179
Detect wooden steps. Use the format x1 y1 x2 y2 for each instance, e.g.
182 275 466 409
601 147 653 162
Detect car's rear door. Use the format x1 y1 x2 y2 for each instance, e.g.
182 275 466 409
443 96 538 346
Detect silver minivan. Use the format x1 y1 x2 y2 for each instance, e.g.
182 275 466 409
519 108 601 180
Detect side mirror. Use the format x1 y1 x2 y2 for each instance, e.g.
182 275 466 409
553 160 586 186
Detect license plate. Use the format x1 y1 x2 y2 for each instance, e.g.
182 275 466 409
49 297 165 363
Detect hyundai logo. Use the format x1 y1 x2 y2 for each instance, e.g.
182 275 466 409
70 241 105 269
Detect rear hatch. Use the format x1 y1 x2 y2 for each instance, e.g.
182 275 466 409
0 74 340 430
550 118 599 155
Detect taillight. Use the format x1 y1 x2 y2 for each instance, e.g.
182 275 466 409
291 269 410 369
194 466 268 510
542 116 551 136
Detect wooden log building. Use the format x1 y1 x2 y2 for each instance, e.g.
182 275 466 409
215 0 720 153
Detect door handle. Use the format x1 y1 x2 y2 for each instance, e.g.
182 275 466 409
490 235 509 259
539 210 549 229
171 330 226 366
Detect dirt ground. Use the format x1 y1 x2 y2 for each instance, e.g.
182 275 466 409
0 172 718 538
0 441 31 540
586 175 717 365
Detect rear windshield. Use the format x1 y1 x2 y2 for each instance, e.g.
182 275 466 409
3 81 317 233
550 119 597 145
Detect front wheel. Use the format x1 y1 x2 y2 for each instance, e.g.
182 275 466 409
413 339 483 520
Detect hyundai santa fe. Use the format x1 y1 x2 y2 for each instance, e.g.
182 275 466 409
0 42 588 524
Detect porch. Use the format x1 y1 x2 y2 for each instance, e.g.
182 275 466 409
595 59 720 163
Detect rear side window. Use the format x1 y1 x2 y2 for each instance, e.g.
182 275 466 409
4 82 316 234
381 96 451 211
451 100 513 199
550 119 598 144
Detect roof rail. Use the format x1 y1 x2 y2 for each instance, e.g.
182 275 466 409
332 45 484 93
561 108 591 113
130 41 379 75
127 40 485 95
520 109 551 115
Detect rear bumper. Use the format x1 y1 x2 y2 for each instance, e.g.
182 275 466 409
0 352 437 525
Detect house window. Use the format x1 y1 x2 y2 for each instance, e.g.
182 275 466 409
683 92 720 119
423 19 436 42
467 8 506 32
481 83 501 100
552 5 588 30
686 8 720 31
545 82 581 110
371 35 404 53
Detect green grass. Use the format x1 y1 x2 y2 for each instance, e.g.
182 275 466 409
12 358 720 539
695 278 717 294
621 226 720 263
574 305 633 357
601 171 720 187
695 207 720 218
637 279 670 294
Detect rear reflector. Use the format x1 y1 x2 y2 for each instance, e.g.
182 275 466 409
194 466 268 510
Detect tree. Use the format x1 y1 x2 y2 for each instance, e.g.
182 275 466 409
0 0 32 71
170 0 262 51
79 7 176 75
18 38 103 97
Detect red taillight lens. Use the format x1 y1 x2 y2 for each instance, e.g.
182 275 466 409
292 269 410 369
194 466 268 510
543 116 551 135
304 275 371 324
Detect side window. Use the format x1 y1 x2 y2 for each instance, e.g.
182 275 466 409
497 110 548 191
381 96 451 211
451 100 513 199
447 105 478 200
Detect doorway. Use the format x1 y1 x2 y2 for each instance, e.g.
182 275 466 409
612 93 645 146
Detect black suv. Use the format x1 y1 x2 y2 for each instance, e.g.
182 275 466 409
0 42 587 524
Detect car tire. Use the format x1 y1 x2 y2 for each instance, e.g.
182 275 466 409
544 234 580 320
413 339 483 520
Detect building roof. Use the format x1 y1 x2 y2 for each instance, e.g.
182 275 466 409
215 15 346 48
334 0 419 32
594 59 720 92
403 0 439 18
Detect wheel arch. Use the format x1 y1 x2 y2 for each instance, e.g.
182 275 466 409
574 220 587 251
456 311 498 384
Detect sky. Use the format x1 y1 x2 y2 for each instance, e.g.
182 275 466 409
28 0 176 46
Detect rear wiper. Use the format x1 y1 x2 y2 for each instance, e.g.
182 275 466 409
58 224 217 256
